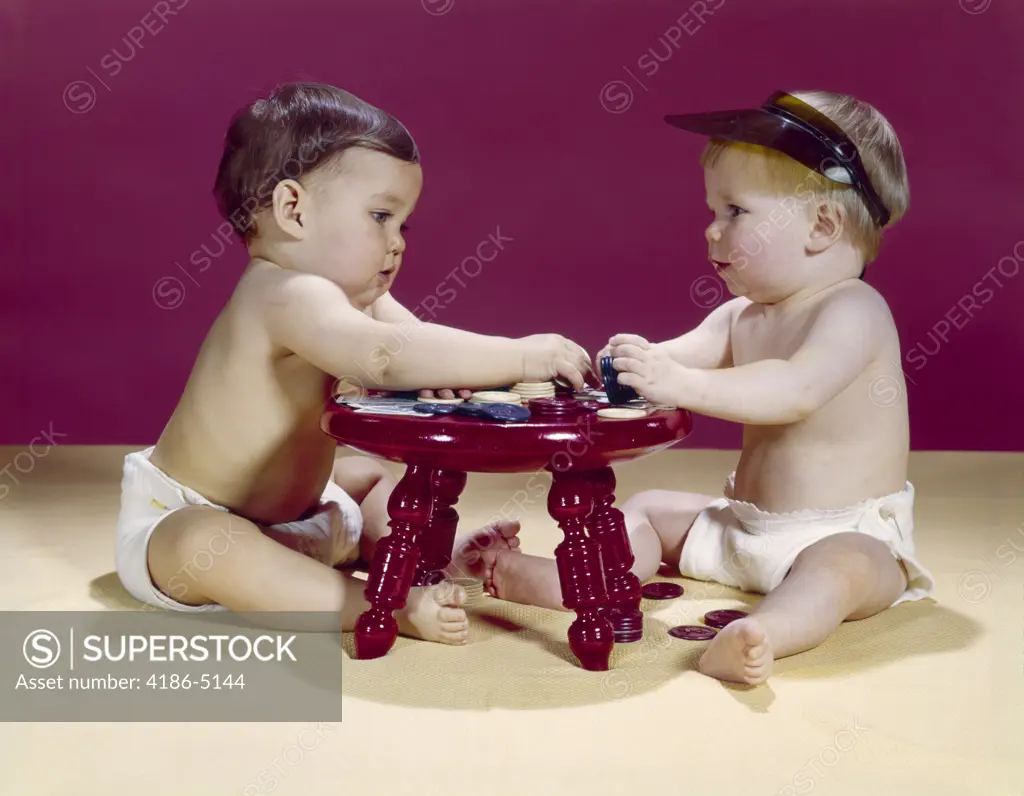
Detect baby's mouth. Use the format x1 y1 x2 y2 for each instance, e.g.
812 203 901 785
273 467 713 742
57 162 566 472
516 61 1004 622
710 258 731 270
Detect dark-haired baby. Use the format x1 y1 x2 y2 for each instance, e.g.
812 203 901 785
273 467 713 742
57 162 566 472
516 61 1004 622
114 82 593 644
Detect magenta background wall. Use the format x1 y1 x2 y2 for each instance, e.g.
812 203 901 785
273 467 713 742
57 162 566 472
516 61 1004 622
3 0 1022 450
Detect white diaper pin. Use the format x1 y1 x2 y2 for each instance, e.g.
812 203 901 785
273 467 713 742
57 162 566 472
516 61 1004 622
878 504 904 541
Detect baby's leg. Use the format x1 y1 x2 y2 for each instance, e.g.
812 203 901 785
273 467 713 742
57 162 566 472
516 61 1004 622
698 532 907 685
622 490 722 579
490 490 718 610
146 505 469 644
333 456 521 581
332 455 396 564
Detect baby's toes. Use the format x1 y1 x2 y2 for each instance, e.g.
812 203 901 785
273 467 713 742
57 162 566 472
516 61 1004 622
743 663 770 684
439 627 469 645
438 606 467 624
431 583 467 608
441 620 468 638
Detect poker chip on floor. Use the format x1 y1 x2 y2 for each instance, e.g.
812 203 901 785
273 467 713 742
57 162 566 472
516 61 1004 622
640 582 684 600
703 609 748 629
668 625 717 641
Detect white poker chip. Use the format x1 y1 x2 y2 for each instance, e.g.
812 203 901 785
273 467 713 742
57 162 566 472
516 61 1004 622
417 396 464 404
597 407 648 419
449 577 485 603
470 391 522 404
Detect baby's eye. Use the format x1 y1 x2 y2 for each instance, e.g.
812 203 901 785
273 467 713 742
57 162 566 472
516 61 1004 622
727 204 746 218
371 211 391 224
400 224 410 233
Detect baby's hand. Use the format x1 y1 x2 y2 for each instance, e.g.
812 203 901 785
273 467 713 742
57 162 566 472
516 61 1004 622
595 334 650 373
611 340 685 407
418 388 474 401
521 334 595 391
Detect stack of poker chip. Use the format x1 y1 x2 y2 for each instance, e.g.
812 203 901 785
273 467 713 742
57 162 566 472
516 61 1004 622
510 380 556 400
600 355 639 404
449 577 486 604
470 390 523 405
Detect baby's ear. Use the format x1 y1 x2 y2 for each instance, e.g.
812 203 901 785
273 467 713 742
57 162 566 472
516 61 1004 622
270 179 309 240
807 200 845 253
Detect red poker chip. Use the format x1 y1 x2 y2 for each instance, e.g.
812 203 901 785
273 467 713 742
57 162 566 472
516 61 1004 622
668 625 717 641
703 609 748 629
641 582 684 600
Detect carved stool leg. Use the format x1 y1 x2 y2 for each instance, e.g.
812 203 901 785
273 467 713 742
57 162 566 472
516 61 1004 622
548 469 616 671
354 464 434 659
414 470 468 586
585 466 644 643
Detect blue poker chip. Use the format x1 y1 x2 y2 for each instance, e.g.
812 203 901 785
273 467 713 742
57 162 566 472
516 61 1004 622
414 402 530 423
601 356 639 405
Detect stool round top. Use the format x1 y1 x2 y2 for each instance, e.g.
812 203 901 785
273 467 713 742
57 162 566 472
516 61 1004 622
321 397 692 473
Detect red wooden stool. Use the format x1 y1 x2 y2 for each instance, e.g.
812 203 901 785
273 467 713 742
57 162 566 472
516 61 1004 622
321 396 692 671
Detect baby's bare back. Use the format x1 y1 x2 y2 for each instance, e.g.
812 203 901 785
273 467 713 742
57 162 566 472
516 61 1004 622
151 265 337 525
730 283 909 513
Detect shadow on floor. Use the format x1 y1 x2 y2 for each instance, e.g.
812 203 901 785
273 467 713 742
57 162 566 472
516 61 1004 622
90 572 983 712
336 578 983 711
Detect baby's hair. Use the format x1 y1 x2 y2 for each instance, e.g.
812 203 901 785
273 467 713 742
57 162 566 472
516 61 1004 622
700 91 909 265
213 82 420 243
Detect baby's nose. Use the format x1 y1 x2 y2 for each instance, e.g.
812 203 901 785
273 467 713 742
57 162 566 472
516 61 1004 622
705 223 721 244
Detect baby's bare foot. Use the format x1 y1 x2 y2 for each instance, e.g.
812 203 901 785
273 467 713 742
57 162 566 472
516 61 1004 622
264 501 354 566
394 583 469 645
448 519 521 588
325 502 362 567
698 617 773 684
490 550 567 611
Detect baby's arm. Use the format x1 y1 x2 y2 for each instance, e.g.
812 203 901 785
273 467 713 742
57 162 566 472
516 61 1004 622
654 297 745 369
263 274 591 390
369 293 475 397
616 287 892 424
596 297 745 372
369 291 441 326
677 289 891 423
